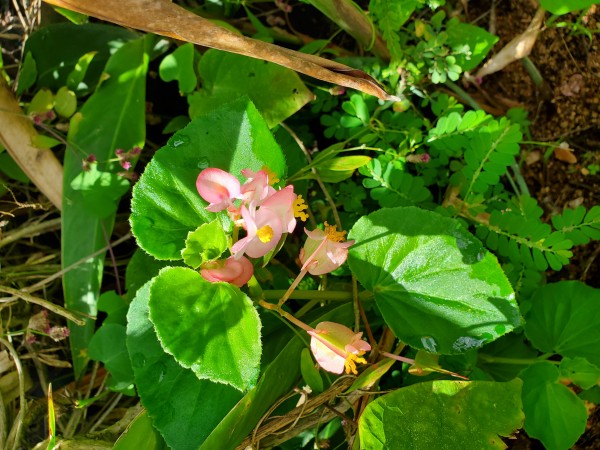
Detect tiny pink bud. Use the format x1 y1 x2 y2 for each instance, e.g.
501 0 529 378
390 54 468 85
329 86 346 96
121 160 132 170
131 146 142 155
405 153 430 164
115 149 124 155
201 256 254 287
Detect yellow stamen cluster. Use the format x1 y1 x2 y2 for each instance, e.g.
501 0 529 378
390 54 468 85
324 222 347 243
344 353 368 375
293 195 309 221
261 166 280 186
257 225 274 243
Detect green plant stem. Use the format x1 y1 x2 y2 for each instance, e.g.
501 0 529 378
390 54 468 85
277 266 311 307
259 300 313 333
263 289 373 302
522 56 544 87
0 337 25 450
478 354 559 365
510 162 531 197
444 80 482 111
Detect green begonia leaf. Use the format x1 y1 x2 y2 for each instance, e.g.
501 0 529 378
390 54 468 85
158 43 197 94
189 49 313 128
477 333 538 381
524 281 600 366
126 279 242 449
348 207 520 355
149 267 261 391
521 362 588 450
559 357 600 390
359 379 523 449
181 220 227 269
125 249 176 299
130 97 286 260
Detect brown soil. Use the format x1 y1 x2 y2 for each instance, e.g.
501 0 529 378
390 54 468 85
466 2 600 291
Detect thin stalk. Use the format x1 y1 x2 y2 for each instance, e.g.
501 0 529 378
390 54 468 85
0 217 61 249
478 354 559 365
444 79 482 111
0 338 25 450
0 286 86 325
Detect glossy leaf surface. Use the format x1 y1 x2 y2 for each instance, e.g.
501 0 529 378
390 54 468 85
348 207 520 355
130 97 286 260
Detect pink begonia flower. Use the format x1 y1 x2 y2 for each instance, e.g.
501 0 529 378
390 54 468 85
261 185 298 233
308 322 371 374
200 256 254 287
241 169 274 207
231 206 283 259
299 223 354 275
196 168 241 212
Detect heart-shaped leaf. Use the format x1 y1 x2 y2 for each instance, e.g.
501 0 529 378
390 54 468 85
521 362 588 450
524 281 600 367
148 267 262 391
348 207 520 354
359 379 523 449
126 280 242 449
189 49 313 128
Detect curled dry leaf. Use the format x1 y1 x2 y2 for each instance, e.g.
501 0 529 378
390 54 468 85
476 7 545 79
42 0 395 101
554 142 578 164
0 78 63 210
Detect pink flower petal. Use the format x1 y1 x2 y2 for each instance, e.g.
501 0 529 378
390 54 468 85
196 168 241 211
261 185 297 233
308 322 371 375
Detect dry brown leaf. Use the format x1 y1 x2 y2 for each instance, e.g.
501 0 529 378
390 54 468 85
0 78 63 210
554 143 578 164
476 7 546 79
525 150 542 165
560 74 584 97
42 0 395 101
